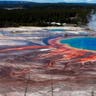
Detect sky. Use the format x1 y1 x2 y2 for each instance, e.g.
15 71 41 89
31 0 96 3
1 0 96 3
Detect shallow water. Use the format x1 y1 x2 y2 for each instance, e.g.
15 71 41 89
48 29 65 32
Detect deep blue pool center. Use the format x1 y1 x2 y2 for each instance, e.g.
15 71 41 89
60 37 96 51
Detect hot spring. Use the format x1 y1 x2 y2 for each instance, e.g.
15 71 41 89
60 37 96 51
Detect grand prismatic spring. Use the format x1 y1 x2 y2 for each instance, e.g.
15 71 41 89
60 37 96 51
0 26 96 96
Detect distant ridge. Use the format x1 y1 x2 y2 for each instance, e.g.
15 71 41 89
0 1 96 8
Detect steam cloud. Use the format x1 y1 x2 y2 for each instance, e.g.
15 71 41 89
88 12 96 31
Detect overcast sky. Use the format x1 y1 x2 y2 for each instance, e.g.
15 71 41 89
1 0 96 3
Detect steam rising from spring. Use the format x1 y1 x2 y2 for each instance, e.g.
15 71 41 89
88 12 96 31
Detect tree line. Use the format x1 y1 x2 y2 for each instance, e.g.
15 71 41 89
0 4 95 27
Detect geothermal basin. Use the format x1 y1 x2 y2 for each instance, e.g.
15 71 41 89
0 27 95 96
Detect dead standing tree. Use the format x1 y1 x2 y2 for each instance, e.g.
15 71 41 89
24 69 30 96
47 60 56 96
91 90 94 96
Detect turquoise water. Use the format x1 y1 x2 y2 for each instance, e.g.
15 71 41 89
49 29 65 32
60 37 96 51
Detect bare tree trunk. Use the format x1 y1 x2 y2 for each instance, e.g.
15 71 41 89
24 72 30 96
91 90 94 96
51 73 54 96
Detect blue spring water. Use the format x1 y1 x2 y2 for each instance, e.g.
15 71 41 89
60 37 96 51
48 29 65 32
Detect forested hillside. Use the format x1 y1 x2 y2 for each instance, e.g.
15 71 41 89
0 1 96 27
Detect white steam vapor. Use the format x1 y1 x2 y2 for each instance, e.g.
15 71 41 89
88 12 96 31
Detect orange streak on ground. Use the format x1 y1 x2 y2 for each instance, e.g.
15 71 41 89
10 68 30 79
0 45 52 53
79 55 96 63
